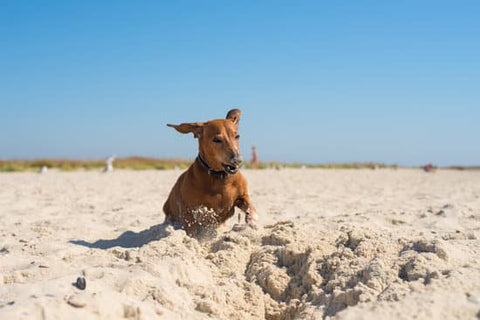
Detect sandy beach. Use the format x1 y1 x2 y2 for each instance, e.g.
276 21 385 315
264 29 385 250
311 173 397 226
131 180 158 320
1 169 479 319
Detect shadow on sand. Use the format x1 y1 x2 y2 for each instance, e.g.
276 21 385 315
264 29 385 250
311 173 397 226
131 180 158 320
70 223 173 249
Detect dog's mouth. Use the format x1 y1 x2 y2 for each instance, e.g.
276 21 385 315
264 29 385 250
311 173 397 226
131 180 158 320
222 163 240 174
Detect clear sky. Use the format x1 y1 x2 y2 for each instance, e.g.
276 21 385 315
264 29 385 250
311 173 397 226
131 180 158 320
1 1 478 166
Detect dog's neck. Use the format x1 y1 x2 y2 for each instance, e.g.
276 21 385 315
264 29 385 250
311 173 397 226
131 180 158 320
196 153 228 179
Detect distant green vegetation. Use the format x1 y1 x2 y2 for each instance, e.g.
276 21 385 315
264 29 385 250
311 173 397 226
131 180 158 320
0 157 191 172
1 158 477 172
0 158 398 172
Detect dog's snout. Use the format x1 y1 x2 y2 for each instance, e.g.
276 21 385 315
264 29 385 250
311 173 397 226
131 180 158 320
231 154 243 165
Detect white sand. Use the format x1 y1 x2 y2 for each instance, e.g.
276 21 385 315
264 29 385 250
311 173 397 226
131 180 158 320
1 169 480 319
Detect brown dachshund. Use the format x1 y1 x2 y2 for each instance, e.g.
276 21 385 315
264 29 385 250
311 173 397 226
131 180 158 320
163 109 257 236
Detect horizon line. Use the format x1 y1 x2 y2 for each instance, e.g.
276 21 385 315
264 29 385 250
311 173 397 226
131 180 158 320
0 156 479 169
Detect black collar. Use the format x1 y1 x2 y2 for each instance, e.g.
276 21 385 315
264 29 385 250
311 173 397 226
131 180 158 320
197 154 228 179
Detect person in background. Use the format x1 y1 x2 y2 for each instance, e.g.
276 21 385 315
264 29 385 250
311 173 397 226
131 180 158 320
250 146 259 168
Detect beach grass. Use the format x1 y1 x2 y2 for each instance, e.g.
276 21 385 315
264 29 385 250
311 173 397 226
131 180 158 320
0 158 398 172
1 158 477 172
0 157 191 172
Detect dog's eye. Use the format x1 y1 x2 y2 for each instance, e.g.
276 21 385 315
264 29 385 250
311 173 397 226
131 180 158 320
213 137 222 143
235 135 240 140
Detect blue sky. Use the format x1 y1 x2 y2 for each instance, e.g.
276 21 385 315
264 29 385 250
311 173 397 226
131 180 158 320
0 1 478 165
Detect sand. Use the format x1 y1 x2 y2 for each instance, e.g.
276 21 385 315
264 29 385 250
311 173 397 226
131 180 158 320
1 168 480 319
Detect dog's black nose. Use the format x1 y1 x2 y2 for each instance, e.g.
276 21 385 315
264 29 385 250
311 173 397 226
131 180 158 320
231 155 243 165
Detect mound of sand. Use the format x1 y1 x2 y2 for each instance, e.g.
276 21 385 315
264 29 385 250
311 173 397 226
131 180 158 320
2 220 477 319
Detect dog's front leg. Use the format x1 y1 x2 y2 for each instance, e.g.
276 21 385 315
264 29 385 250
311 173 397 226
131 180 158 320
235 195 258 224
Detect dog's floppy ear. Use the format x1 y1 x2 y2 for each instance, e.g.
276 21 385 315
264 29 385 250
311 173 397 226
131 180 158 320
167 122 203 138
226 109 242 125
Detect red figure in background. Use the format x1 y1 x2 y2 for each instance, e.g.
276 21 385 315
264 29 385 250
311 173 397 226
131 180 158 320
250 146 259 168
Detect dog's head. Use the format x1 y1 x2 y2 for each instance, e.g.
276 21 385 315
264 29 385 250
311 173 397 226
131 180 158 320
168 109 243 174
